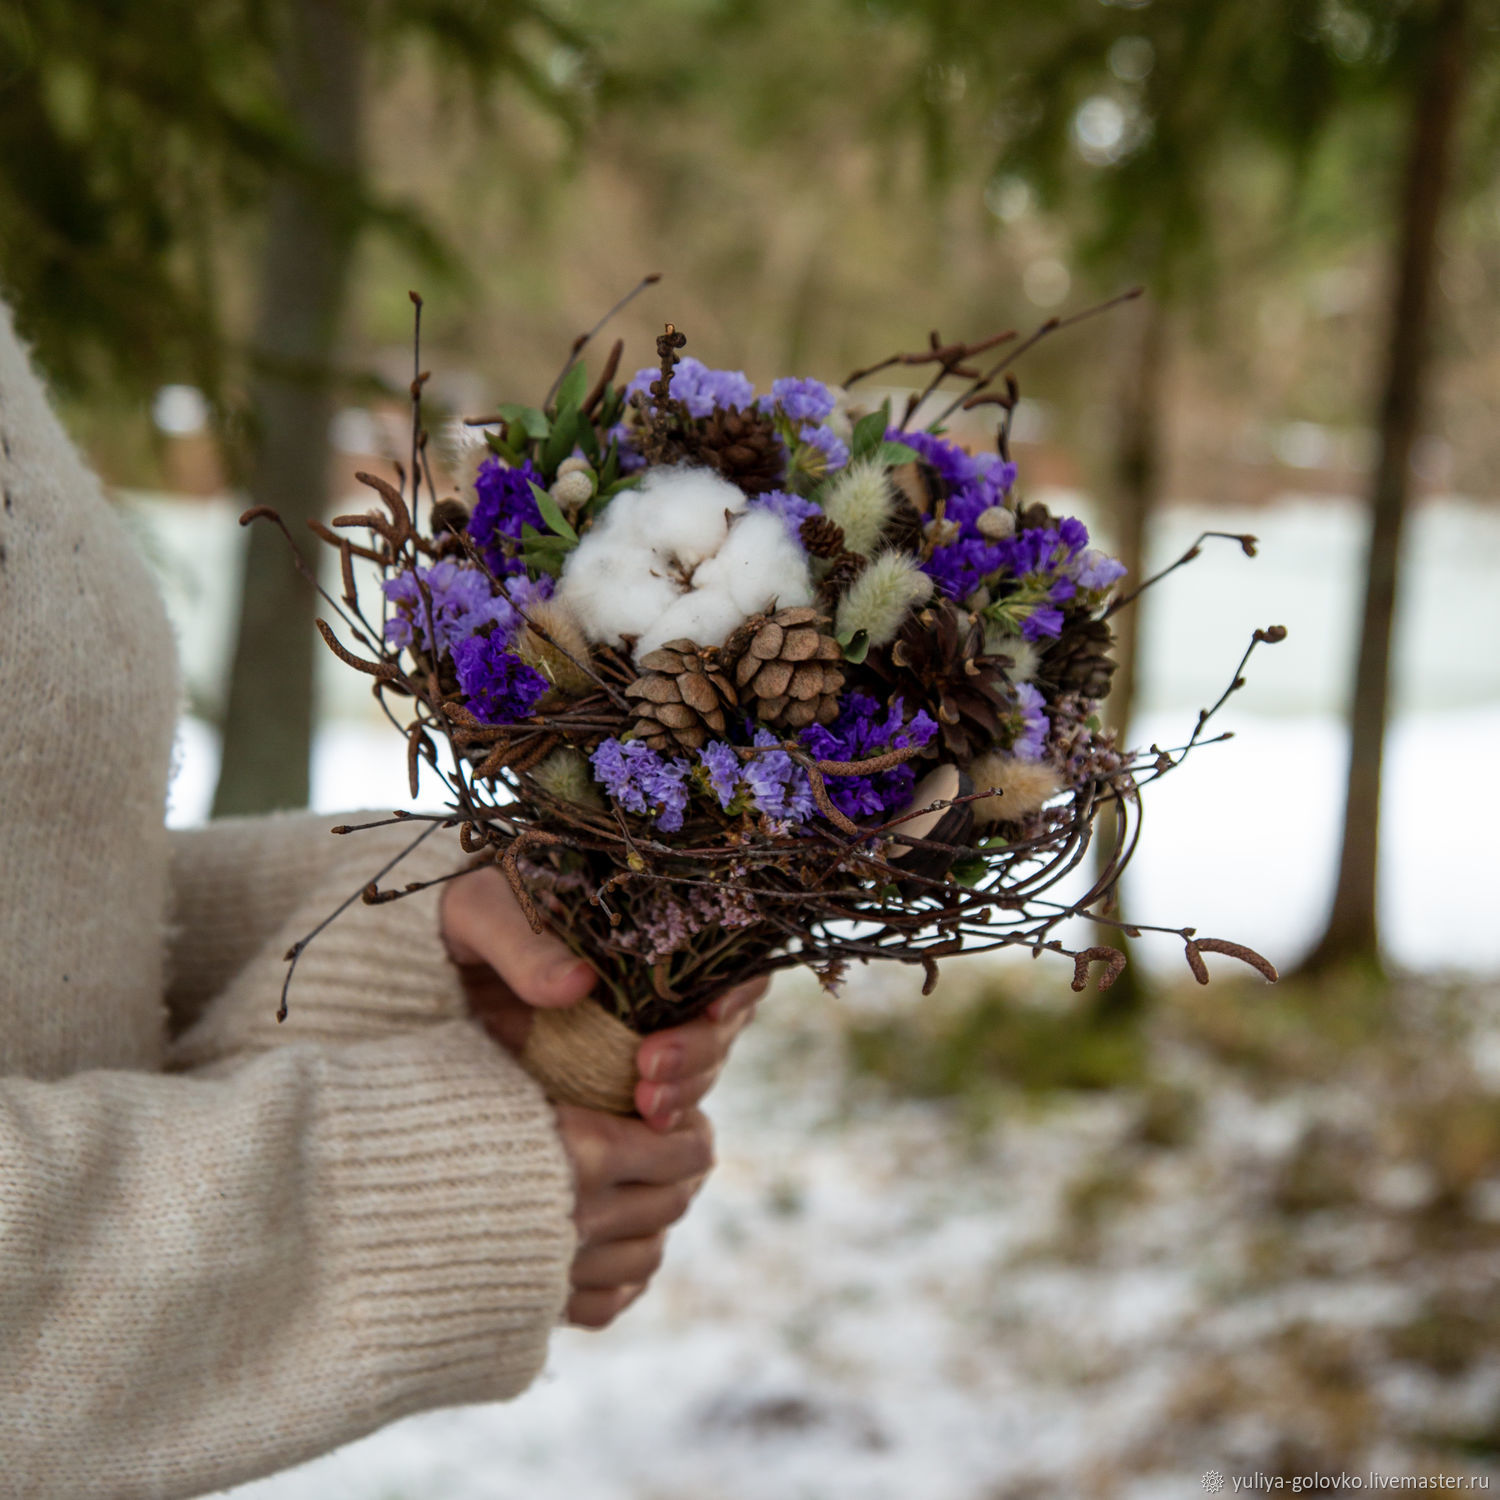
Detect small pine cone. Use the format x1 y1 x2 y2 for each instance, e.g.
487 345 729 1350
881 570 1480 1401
723 606 844 730
1038 618 1116 702
625 639 738 751
819 550 868 606
686 405 787 494
798 514 846 559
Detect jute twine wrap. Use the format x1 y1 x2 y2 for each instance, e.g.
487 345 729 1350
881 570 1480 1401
520 1000 642 1115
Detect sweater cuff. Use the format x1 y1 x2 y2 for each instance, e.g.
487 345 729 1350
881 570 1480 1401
317 1021 576 1419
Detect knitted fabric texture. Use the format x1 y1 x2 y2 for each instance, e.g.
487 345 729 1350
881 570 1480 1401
0 301 576 1500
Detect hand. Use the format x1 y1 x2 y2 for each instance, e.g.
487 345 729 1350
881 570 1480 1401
440 865 767 1327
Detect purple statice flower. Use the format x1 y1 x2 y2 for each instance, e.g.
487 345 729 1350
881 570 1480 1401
590 738 694 830
624 357 755 419
888 428 982 494
770 376 836 426
923 535 1008 602
469 458 545 574
799 423 849 471
994 523 1087 580
1049 575 1077 605
1020 605 1065 642
451 634 549 725
698 740 743 810
1012 683 1050 761
1075 548 1127 591
749 489 821 545
801 693 939 820
381 561 522 654
743 729 815 825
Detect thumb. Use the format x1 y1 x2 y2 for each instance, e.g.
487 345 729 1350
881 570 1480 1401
453 867 596 1009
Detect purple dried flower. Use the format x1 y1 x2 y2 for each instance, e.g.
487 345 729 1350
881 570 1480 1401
698 740 743 809
800 423 849 471
744 729 815 825
772 376 836 426
801 693 939 819
1012 683 1050 761
469 458 544 574
1075 548 1127 591
382 561 535 653
451 634 549 724
625 357 755 419
590 738 694 830
1020 606 1065 642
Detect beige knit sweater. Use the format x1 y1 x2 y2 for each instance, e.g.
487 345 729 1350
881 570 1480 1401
0 302 575 1498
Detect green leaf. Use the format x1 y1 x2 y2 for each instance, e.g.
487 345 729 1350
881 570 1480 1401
949 858 988 887
576 418 600 461
874 440 919 467
553 361 589 416
484 431 523 465
850 408 888 460
1086 713 1102 732
837 627 870 664
542 406 581 474
520 523 570 579
496 403 550 440
529 482 579 544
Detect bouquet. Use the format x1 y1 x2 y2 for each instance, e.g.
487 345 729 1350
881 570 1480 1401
254 288 1282 1113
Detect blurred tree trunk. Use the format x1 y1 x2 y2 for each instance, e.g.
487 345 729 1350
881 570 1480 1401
213 0 364 816
1299 0 1468 976
1089 293 1167 1025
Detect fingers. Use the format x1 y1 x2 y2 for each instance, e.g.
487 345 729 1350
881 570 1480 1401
574 1179 703 1246
569 1233 666 1290
567 1282 646 1330
559 1105 715 1193
445 867 595 1010
635 977 766 1130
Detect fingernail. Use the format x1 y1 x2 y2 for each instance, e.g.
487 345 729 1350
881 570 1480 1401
549 958 594 989
643 1043 682 1082
642 1083 678 1119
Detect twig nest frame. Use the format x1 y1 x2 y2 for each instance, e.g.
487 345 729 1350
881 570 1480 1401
887 764 975 882
555 465 814 657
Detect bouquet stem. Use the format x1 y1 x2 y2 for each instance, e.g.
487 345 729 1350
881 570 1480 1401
521 999 641 1114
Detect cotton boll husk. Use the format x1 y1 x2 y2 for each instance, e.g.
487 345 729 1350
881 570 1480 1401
695 509 815 617
557 531 678 644
635 588 747 657
530 748 604 811
821 458 895 557
636 465 746 568
835 550 935 647
985 630 1041 683
969 753 1063 826
514 598 594 694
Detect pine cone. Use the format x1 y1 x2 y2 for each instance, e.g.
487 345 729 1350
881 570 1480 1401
686 405 787 494
625 639 738 751
799 514 846 558
1037 617 1116 702
723 606 844 730
864 600 1013 761
818 550 868 609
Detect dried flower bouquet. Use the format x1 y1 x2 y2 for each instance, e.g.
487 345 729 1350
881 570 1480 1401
252 287 1283 1112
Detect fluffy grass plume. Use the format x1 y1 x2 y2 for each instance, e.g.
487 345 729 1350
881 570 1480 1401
969 752 1063 826
835 550 934 647
530 747 604 810
821 457 895 558
515 598 594 694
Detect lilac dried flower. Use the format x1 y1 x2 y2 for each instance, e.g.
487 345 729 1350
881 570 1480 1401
1075 548 1128 591
771 376 836 426
1011 683 1050 761
744 729 815 826
625 356 755 419
698 740 743 809
1020 605 1065 642
590 738 694 831
382 560 525 653
799 423 849 471
451 633 549 724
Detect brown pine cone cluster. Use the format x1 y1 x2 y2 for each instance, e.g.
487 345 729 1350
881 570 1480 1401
723 607 844 730
865 600 1013 760
685 405 786 494
626 641 737 751
1038 617 1116 702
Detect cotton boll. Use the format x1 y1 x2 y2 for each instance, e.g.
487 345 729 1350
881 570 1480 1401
558 532 677 644
698 509 814 616
835 550 935 647
636 465 746 569
636 588 747 656
821 458 895 557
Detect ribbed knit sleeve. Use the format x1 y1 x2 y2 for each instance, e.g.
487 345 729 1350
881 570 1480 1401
0 1024 575 1499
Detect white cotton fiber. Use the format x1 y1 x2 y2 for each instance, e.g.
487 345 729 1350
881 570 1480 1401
696 509 814 616
557 530 678 645
634 465 745 567
636 588 747 656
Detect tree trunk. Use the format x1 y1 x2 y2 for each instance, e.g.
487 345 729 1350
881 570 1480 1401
1089 293 1167 1025
1299 0 1468 976
212 0 364 816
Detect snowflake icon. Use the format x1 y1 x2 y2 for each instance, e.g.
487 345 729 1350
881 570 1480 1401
1201 1472 1225 1494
